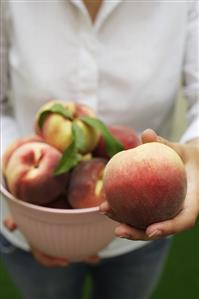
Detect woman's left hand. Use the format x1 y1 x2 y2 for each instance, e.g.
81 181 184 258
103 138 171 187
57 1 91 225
4 218 100 266
100 129 199 241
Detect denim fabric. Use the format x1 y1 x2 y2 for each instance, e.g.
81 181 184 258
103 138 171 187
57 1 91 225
0 233 171 299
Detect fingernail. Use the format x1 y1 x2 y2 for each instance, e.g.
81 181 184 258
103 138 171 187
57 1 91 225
115 228 131 239
148 229 162 238
118 235 131 239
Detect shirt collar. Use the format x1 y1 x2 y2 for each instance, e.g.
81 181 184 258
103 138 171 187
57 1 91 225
69 0 122 31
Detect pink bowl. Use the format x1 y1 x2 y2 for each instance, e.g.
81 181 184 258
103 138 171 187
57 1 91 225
0 184 118 261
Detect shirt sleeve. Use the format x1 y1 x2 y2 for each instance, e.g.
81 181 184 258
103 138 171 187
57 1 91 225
1 2 19 155
180 0 199 143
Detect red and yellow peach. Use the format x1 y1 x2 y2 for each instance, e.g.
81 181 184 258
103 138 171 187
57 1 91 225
3 141 68 205
35 100 99 154
103 142 187 229
68 158 107 208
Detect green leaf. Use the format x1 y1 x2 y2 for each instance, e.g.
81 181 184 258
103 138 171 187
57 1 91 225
72 122 86 151
38 103 73 129
54 141 80 175
80 116 124 157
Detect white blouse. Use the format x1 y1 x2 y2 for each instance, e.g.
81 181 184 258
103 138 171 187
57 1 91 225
1 0 199 258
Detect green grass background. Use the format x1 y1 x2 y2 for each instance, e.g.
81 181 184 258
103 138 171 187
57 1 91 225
1 94 198 299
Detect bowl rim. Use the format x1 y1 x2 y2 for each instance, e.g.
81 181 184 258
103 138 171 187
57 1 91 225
0 183 100 214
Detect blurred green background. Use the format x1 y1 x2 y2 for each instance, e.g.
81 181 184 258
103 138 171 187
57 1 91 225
1 94 199 299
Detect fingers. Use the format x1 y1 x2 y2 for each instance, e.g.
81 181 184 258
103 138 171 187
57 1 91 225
100 202 160 241
114 206 197 241
115 224 150 240
32 247 100 267
99 201 119 221
31 247 70 268
146 173 199 238
146 206 198 238
100 201 165 240
141 128 158 143
4 211 99 267
110 197 198 240
84 255 100 264
3 217 18 231
99 200 110 213
100 198 198 241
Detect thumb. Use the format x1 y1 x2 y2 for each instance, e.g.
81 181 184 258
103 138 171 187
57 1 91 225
4 217 18 231
141 128 158 144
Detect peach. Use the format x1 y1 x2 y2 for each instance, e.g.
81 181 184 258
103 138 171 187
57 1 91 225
3 141 68 205
93 125 140 159
2 135 44 174
35 100 99 154
68 158 107 208
103 142 187 229
42 194 72 209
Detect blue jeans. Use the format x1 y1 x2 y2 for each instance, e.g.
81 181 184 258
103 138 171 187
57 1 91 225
0 233 171 299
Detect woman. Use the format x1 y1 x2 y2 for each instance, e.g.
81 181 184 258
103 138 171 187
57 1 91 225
1 1 199 299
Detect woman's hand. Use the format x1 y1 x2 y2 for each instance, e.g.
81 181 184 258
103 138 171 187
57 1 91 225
4 217 70 267
100 129 199 241
4 217 100 266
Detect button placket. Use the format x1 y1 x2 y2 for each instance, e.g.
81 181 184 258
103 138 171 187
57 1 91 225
77 16 99 111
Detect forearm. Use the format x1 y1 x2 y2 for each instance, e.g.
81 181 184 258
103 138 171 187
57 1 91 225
183 138 199 214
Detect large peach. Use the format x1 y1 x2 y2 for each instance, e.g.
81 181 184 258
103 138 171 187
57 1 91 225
68 158 107 208
35 100 99 154
93 125 140 159
103 142 187 229
3 142 68 205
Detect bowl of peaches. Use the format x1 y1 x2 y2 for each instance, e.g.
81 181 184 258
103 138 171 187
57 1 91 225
1 100 140 261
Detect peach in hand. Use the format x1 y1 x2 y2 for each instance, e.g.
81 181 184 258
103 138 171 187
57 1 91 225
3 141 68 205
68 158 107 208
35 100 99 154
93 125 140 159
103 142 187 229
